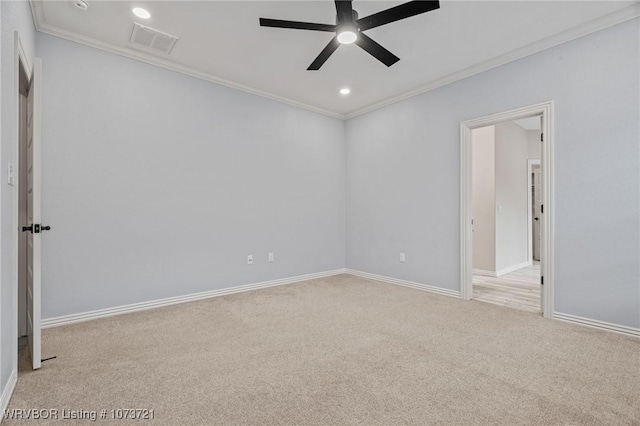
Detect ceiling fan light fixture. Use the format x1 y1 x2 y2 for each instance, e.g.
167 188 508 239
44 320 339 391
259 0 440 70
337 29 358 45
132 7 151 19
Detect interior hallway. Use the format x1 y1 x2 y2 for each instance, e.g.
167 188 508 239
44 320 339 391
473 262 541 313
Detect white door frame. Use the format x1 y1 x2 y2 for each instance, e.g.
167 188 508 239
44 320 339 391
527 159 541 264
13 32 34 373
460 101 554 318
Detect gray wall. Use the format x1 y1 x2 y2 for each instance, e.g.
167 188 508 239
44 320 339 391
346 19 639 328
0 0 36 400
36 33 346 319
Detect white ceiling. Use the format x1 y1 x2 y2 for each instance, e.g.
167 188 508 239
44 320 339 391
514 116 540 131
31 1 639 118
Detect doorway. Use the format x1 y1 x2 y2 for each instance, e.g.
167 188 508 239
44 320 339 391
460 102 554 318
469 118 541 312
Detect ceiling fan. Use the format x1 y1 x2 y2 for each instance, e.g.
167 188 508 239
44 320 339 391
259 1 440 70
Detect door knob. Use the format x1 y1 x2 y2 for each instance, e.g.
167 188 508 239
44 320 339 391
21 224 51 233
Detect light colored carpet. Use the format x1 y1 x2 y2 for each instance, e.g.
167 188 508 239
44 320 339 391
6 274 640 425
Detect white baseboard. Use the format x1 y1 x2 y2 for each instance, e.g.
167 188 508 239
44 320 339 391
554 312 640 337
42 269 346 328
345 269 461 298
0 369 17 423
473 269 496 277
473 261 532 278
496 261 532 277
345 270 638 338
41 267 638 340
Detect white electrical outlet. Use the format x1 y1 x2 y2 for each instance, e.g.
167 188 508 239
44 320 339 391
268 253 274 262
400 253 406 262
247 255 253 265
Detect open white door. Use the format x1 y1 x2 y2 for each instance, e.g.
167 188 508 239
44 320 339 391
533 168 542 261
538 115 545 315
534 167 543 314
25 58 42 370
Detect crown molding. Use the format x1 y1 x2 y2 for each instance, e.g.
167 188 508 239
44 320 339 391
345 3 640 119
30 2 639 122
29 1 346 120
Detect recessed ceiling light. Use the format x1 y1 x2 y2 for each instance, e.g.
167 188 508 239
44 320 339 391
340 88 351 95
73 0 89 11
132 7 151 19
337 30 357 45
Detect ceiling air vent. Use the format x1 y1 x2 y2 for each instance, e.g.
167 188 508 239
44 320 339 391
129 23 178 55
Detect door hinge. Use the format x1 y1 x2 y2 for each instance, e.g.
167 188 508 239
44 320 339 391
541 133 544 142
541 204 544 213
541 276 544 285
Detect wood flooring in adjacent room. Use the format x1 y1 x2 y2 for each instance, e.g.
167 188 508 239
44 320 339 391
473 262 541 313
6 274 639 425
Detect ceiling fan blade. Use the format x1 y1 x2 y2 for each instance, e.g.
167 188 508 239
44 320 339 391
307 37 341 70
259 18 336 32
354 33 400 67
357 1 440 31
335 0 354 24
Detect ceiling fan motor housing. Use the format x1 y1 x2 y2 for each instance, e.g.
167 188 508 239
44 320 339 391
337 9 359 25
259 1 441 70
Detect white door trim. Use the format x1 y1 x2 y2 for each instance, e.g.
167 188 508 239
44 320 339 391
460 101 554 318
527 159 541 264
12 32 33 380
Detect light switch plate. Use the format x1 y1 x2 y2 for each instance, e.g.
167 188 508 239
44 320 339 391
7 164 16 186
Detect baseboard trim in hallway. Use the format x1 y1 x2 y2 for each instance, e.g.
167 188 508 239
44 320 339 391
473 261 533 278
42 269 346 328
345 269 462 298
